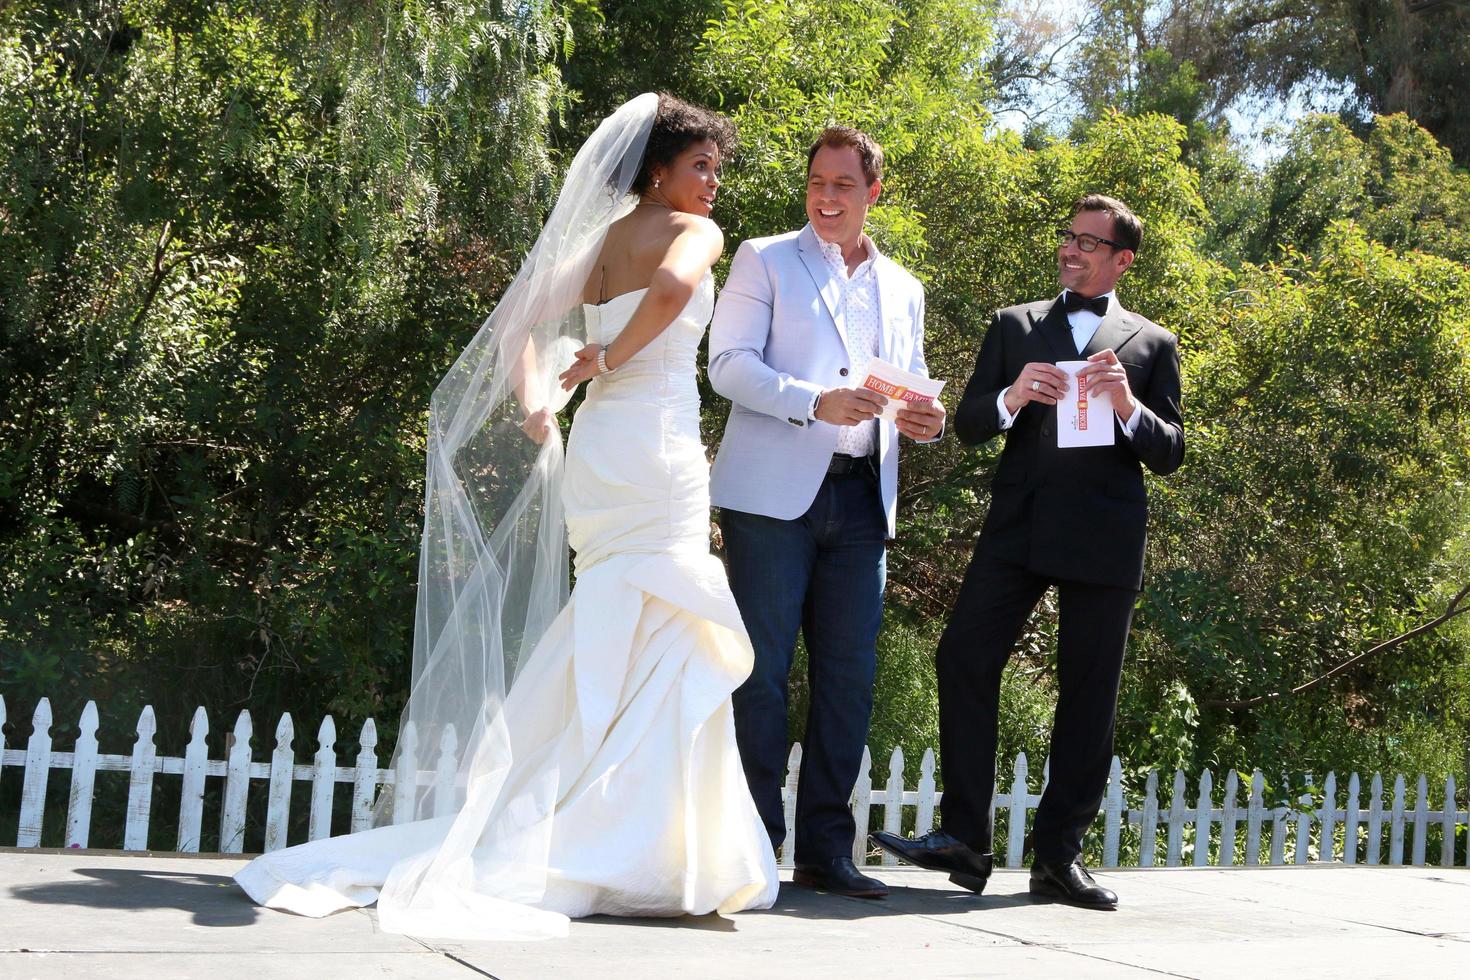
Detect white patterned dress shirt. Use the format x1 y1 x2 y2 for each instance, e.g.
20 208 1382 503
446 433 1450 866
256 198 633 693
815 234 880 457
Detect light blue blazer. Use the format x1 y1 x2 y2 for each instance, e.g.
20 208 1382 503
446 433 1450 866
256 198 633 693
708 224 932 538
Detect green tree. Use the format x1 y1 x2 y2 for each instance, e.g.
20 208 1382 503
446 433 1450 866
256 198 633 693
1223 113 1470 266
1139 224 1470 776
557 0 721 143
0 0 568 796
1185 0 1470 165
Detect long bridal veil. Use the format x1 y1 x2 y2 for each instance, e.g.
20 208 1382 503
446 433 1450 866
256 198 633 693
371 93 659 939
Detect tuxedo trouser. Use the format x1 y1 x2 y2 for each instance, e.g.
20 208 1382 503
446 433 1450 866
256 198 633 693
723 468 887 864
935 547 1135 867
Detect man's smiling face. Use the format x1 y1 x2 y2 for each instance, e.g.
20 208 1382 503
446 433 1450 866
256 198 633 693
806 144 880 250
1057 209 1134 297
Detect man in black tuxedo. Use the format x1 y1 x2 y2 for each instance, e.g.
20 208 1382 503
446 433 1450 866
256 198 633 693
871 194 1184 908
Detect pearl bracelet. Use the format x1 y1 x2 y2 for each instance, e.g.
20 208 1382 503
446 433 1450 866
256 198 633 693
596 348 613 375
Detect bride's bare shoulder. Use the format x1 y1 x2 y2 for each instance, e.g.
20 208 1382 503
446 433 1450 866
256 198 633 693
667 212 723 256
669 211 720 235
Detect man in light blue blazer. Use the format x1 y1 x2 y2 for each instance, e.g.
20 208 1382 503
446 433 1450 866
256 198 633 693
708 126 944 899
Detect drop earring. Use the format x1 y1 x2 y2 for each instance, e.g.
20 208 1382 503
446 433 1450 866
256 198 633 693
653 178 661 188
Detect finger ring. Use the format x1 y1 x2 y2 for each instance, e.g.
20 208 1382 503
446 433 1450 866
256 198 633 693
1030 380 1041 392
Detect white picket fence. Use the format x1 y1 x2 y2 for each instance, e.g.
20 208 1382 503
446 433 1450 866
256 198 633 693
3 696 1466 869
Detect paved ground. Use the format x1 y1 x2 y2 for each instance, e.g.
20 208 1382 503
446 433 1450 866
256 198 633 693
0 849 1466 979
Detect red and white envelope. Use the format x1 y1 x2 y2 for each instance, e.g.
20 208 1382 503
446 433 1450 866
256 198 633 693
1056 359 1115 448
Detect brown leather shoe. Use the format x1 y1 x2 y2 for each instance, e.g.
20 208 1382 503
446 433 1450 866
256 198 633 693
869 829 994 894
792 857 889 898
1029 858 1118 909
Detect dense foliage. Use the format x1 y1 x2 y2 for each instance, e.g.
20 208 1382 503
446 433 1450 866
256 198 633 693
1 0 570 736
3 0 1467 848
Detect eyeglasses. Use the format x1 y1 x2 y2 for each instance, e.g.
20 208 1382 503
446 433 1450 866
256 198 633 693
1055 229 1127 253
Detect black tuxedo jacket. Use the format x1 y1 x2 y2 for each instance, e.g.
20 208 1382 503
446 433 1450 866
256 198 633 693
954 296 1185 590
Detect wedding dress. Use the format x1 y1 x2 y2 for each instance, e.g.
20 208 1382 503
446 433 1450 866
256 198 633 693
234 270 778 938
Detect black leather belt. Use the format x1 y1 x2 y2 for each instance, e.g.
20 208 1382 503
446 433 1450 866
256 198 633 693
827 453 875 476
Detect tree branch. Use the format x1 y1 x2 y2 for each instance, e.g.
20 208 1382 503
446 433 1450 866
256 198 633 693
128 220 174 334
1202 583 1470 710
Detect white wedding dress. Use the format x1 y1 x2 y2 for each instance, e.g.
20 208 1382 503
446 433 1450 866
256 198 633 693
235 272 778 936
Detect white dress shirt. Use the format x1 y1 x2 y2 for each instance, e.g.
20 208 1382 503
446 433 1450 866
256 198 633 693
996 290 1140 437
809 233 881 456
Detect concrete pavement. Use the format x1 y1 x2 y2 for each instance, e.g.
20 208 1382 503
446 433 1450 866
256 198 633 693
1 849 1466 978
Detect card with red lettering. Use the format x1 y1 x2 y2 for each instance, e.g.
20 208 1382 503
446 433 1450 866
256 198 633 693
1055 359 1115 448
855 357 945 423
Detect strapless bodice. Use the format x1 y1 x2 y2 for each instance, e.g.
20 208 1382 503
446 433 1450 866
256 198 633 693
563 271 716 573
580 272 714 387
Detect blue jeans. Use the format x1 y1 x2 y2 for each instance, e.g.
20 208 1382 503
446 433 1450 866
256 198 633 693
723 466 888 864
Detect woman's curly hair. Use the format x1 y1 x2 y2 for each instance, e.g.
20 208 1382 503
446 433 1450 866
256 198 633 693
632 94 736 195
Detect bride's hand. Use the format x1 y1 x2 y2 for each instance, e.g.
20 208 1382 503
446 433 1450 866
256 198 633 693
558 343 601 391
520 407 556 444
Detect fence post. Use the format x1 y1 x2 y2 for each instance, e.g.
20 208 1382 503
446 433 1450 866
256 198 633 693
264 713 295 853
123 705 158 851
1166 769 1186 867
1389 774 1406 866
309 715 337 842
17 699 53 848
851 746 874 865
1220 770 1240 866
1194 770 1214 867
1344 773 1361 865
1005 753 1029 869
1410 774 1429 867
1103 757 1124 868
1269 775 1288 866
1294 789 1312 864
915 748 937 838
350 718 379 834
432 724 458 819
1319 773 1338 863
220 710 253 854
1140 769 1159 868
1245 770 1264 865
177 706 209 852
781 742 801 868
879 747 904 865
65 701 100 849
1367 773 1384 865
392 720 418 826
1441 775 1457 869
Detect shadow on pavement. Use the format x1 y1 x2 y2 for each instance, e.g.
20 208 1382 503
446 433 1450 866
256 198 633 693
558 881 1037 934
10 867 259 927
581 911 740 932
756 881 1037 918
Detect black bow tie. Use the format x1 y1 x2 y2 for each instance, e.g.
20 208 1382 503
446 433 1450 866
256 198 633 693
1063 292 1108 317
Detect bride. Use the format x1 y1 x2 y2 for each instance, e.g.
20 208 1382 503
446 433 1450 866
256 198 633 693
235 93 778 940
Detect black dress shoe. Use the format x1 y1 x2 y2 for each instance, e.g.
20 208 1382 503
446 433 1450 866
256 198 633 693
868 829 994 894
792 856 889 899
1029 858 1118 909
